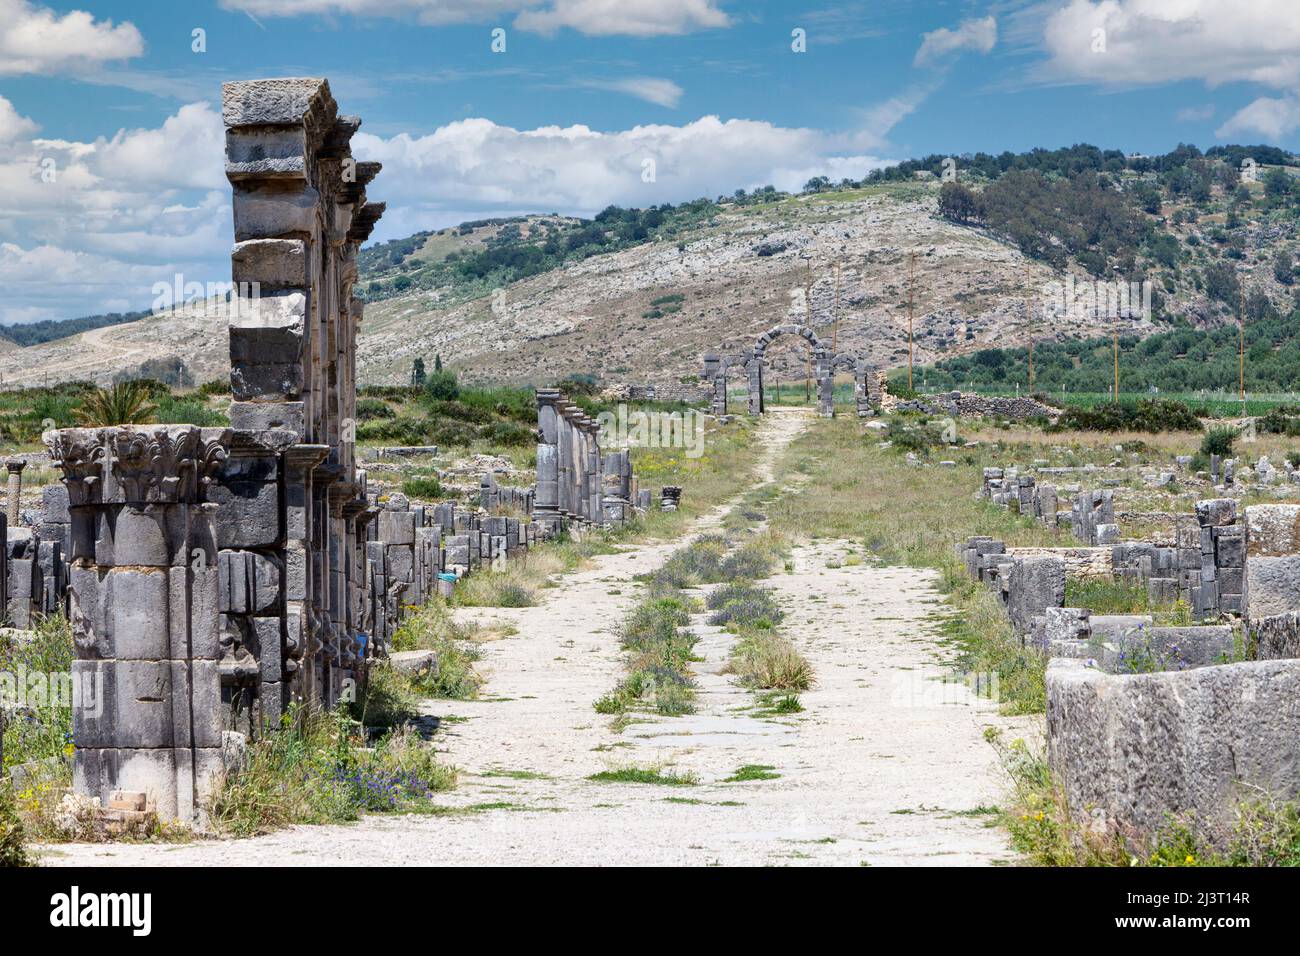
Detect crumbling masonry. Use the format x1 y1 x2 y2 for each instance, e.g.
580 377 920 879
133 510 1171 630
702 324 878 419
26 78 654 825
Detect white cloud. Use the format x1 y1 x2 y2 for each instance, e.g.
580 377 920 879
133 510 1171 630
219 0 527 25
1040 0 1300 89
1 93 906 323
914 15 997 66
1217 93 1300 139
219 0 730 35
0 101 232 324
352 112 892 241
0 0 143 75
1176 103 1216 122
516 0 729 36
0 95 37 142
583 77 683 108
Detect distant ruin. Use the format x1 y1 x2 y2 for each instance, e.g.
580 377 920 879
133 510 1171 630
702 324 878 418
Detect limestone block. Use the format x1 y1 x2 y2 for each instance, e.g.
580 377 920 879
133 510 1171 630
230 362 305 402
209 481 281 549
1007 556 1065 638
107 569 171 660
222 77 331 128
233 184 320 241
377 510 416 546
228 401 305 437
1047 658 1300 847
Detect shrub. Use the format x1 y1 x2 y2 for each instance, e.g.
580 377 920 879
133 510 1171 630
1200 425 1238 457
1052 398 1202 433
356 398 395 420
705 582 784 627
730 628 814 690
0 786 31 867
402 475 443 500
74 380 157 426
389 603 483 699
211 708 455 837
423 369 460 401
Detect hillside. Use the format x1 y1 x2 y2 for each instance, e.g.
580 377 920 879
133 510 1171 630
3 142 1297 390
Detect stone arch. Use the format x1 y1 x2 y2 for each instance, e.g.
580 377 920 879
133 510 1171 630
748 324 833 417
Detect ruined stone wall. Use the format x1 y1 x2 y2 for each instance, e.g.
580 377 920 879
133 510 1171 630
45 425 230 823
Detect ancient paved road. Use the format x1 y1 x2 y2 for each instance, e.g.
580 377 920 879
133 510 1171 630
42 409 1027 866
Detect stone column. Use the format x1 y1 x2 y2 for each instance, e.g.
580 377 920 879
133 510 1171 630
816 351 834 417
746 352 763 415
5 458 24 529
46 425 230 825
534 388 562 531
702 355 726 416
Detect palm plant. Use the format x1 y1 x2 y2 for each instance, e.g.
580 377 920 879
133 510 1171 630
73 380 158 426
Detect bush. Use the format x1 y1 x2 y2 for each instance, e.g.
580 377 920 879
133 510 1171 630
729 628 814 690
423 370 460 401
0 786 31 867
356 398 395 420
706 582 784 628
1052 399 1202 433
401 475 443 500
389 603 483 699
211 708 455 837
1200 425 1238 458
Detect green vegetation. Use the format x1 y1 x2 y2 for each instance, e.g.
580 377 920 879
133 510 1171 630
992 730 1300 866
723 764 780 782
1 616 74 772
212 708 456 837
72 380 158 426
1050 398 1202 434
922 310 1300 396
356 200 739 305
587 766 699 786
389 602 484 699
0 785 31 867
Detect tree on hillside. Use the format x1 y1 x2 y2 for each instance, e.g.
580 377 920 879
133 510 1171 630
412 356 426 386
937 181 984 225
1275 250 1295 285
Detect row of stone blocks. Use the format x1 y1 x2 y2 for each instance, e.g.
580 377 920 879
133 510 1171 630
961 496 1300 848
979 467 1057 527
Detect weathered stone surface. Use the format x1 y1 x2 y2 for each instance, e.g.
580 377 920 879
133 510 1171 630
1006 556 1065 638
222 77 331 128
1047 658 1300 846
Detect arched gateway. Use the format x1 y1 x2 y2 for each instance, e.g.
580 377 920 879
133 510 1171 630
703 324 878 419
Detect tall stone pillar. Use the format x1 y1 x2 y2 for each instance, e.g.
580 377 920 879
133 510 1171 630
816 352 834 417
702 355 726 416
221 77 382 716
746 352 763 415
45 425 230 825
534 388 562 532
5 458 24 529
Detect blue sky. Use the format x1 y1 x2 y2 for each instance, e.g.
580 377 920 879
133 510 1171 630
1 0 1298 325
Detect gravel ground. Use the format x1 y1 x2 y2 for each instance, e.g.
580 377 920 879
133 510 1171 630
39 409 1031 867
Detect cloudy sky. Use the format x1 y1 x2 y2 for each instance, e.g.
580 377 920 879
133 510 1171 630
1 0 1299 325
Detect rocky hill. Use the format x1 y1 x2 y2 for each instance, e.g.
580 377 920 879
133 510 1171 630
4 141 1297 391
0 183 1135 390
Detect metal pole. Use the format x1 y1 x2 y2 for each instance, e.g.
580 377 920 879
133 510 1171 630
908 251 915 391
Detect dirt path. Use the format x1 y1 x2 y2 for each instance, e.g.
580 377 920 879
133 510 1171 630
40 409 1026 866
